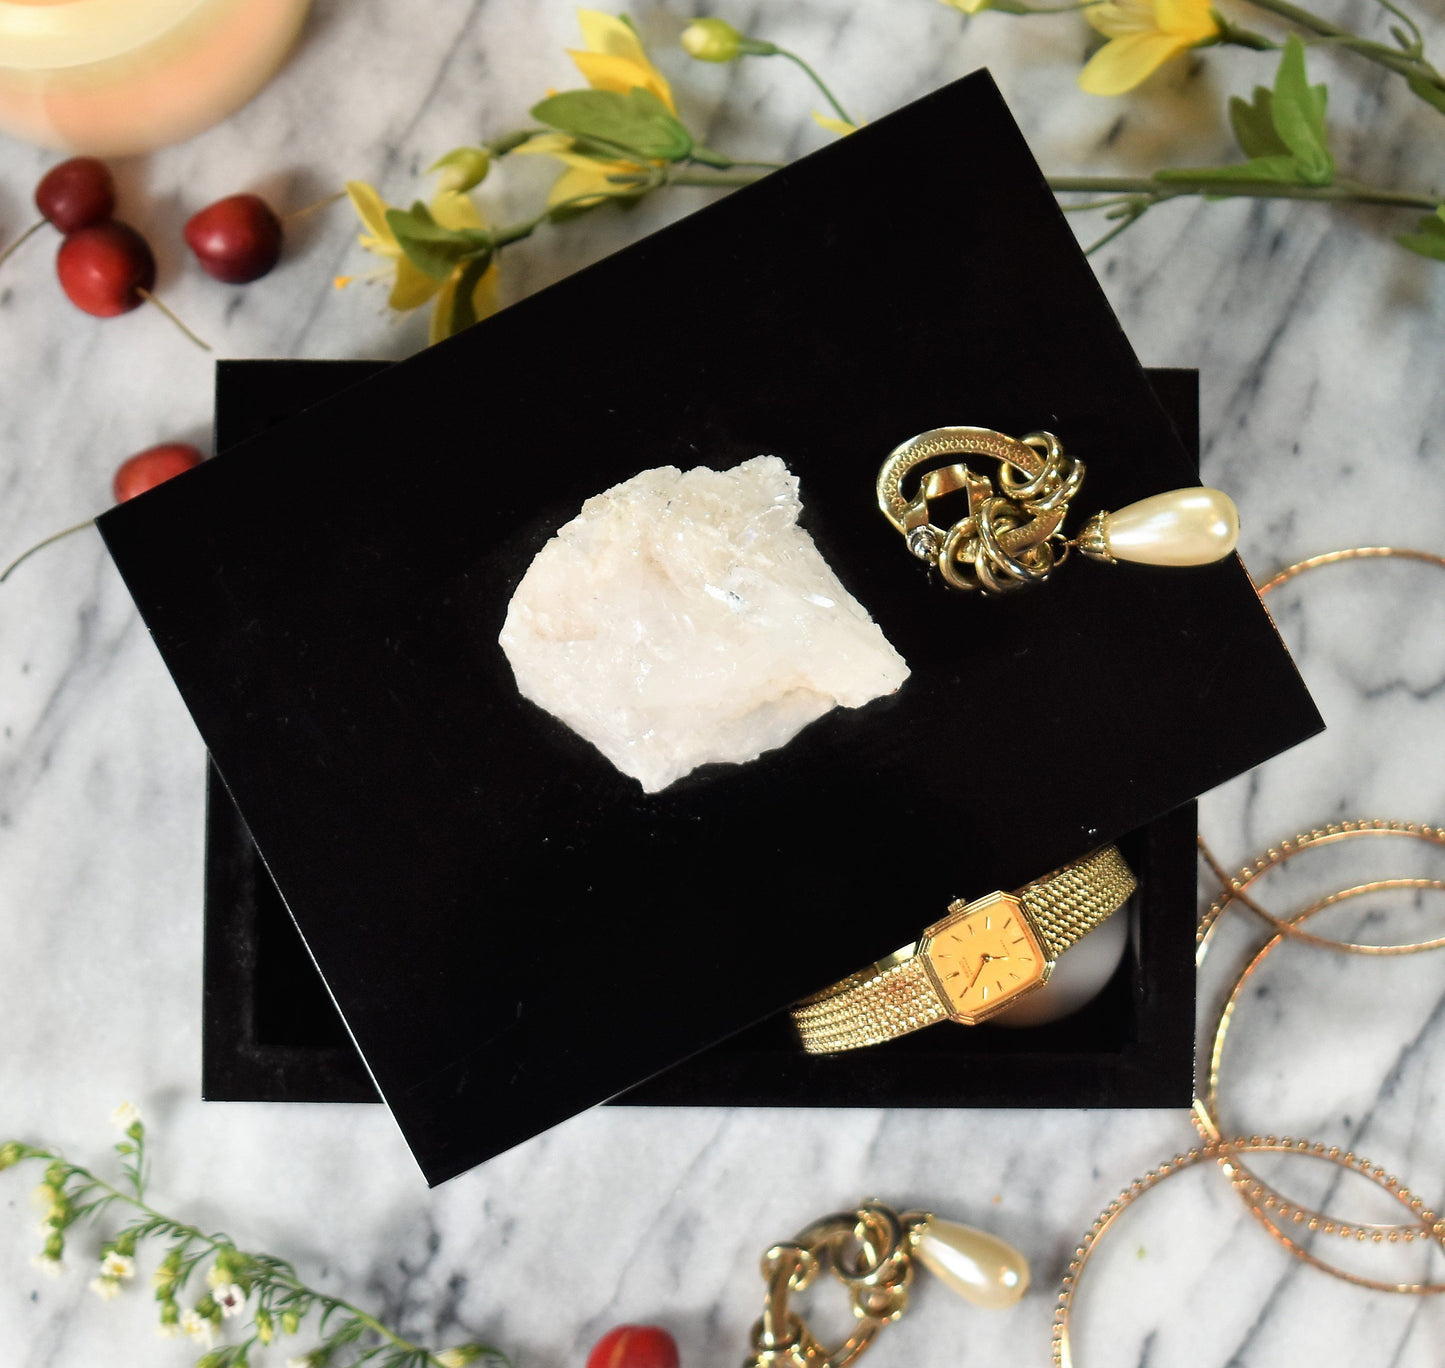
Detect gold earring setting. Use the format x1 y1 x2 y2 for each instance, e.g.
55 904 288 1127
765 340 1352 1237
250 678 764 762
876 426 1239 594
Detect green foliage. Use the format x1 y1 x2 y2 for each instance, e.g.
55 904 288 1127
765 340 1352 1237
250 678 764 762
531 87 693 161
1407 73 1445 114
1 1118 510 1368
1160 38 1334 189
1229 87 1289 158
446 253 495 337
383 202 492 281
1269 37 1333 184
1396 206 1445 261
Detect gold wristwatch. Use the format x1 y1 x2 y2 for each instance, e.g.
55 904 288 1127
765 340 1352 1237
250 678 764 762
791 844 1137 1053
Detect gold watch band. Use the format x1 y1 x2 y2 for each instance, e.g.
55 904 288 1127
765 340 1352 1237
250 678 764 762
791 844 1136 1054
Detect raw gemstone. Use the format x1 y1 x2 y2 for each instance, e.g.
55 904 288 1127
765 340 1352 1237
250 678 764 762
499 456 909 792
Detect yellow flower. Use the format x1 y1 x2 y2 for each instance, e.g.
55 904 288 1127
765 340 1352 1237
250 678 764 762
568 9 675 111
511 133 645 208
1079 0 1219 95
811 110 861 136
343 181 498 344
519 13 675 211
938 0 991 13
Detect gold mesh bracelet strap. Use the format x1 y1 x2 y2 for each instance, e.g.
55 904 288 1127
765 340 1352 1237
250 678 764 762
790 956 948 1054
791 843 1136 1054
1021 843 1137 961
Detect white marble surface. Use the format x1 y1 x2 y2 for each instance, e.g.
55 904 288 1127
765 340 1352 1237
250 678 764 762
2 2 1444 1365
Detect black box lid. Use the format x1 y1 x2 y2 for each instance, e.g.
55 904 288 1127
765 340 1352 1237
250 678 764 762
100 72 1321 1184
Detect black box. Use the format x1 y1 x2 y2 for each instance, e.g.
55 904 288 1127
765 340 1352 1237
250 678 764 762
200 361 1203 1112
101 72 1320 1184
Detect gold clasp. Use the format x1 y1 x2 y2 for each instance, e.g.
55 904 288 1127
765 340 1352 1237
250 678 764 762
876 427 1086 594
744 1203 925 1368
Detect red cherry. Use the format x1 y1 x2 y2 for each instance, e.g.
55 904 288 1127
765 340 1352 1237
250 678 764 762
34 157 116 234
112 443 203 503
56 221 155 316
585 1325 680 1368
184 193 283 283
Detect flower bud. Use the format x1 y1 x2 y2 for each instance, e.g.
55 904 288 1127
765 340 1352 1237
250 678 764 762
281 1310 301 1336
256 1309 274 1344
0 1141 22 1170
429 147 491 194
114 1229 138 1257
159 1298 180 1326
43 1231 64 1260
195 1294 217 1318
43 1162 67 1188
681 17 742 62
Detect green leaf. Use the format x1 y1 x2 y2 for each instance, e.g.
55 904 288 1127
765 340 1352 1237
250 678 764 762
1396 207 1445 261
1407 73 1445 115
445 252 494 337
384 202 491 281
1156 154 1302 185
1269 37 1334 186
1229 88 1289 159
530 87 692 161
327 1317 367 1347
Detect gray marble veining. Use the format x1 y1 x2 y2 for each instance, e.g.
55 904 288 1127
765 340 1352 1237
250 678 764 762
2 2 1444 1365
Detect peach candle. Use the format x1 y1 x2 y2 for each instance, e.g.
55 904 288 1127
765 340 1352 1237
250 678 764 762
0 0 310 155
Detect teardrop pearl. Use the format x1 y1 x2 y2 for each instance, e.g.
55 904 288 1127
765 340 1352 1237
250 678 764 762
912 1216 1030 1308
1101 488 1239 566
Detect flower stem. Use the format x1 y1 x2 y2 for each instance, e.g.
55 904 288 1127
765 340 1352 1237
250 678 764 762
662 168 776 188
1213 19 1279 50
1049 174 1441 209
772 47 858 127
1240 0 1443 84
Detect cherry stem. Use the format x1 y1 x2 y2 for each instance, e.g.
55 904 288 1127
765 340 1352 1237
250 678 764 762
136 288 212 351
282 189 346 225
0 517 95 584
0 218 44 272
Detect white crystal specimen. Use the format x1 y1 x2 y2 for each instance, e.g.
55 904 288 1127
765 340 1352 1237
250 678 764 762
499 456 909 793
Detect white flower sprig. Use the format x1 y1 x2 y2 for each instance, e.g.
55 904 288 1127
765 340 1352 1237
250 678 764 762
0 1116 504 1368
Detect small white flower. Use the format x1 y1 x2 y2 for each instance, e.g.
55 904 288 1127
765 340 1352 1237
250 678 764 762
213 1281 247 1318
156 1322 181 1339
286 1357 314 1368
181 1309 217 1347
110 1102 142 1132
100 1251 136 1280
90 1276 121 1301
30 1254 66 1278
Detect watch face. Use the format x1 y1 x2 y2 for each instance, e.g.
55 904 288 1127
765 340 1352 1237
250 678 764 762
921 891 1049 1025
